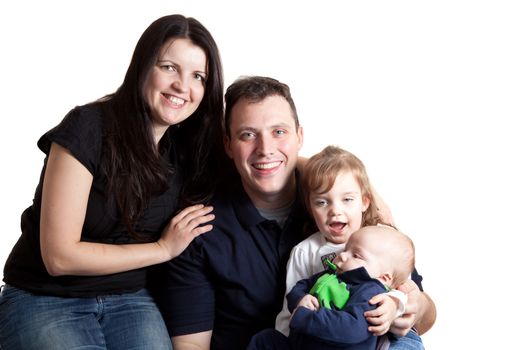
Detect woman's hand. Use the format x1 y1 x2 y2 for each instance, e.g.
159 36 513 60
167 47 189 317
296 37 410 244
364 293 398 336
157 204 214 260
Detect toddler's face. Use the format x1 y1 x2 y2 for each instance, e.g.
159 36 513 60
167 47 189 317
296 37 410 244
309 170 369 244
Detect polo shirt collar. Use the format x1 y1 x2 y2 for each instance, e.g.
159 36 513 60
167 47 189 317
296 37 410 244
230 170 307 231
231 183 267 230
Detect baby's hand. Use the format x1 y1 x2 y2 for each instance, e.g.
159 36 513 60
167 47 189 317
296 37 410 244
364 293 398 336
297 294 320 311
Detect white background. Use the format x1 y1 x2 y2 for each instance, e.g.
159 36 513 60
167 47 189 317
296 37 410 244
1 1 524 348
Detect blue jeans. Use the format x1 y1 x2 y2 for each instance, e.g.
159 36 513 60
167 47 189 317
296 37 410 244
388 329 425 350
0 285 171 350
248 328 423 350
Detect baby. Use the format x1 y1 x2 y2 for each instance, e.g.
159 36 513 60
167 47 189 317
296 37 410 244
288 225 415 349
249 225 416 350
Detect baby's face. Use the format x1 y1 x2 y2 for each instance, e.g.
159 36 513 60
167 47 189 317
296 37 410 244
333 230 386 278
309 170 369 245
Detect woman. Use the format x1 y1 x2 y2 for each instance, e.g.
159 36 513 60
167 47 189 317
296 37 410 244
0 14 225 349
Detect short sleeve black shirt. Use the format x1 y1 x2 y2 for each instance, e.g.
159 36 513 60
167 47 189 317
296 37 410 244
3 103 182 297
155 182 308 350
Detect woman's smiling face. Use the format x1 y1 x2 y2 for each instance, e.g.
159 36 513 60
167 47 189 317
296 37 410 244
143 38 207 141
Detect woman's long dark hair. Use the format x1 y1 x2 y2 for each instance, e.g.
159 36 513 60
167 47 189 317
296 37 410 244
99 14 225 238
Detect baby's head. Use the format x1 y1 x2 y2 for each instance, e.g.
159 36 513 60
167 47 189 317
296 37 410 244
302 145 382 244
333 225 415 289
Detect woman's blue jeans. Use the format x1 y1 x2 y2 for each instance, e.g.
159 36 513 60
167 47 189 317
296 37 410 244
0 284 171 350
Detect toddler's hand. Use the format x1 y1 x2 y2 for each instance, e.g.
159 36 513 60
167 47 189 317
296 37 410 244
364 293 398 336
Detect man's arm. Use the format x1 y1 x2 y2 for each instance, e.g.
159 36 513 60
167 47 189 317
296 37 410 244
413 292 436 335
370 185 395 226
154 238 216 348
171 331 212 350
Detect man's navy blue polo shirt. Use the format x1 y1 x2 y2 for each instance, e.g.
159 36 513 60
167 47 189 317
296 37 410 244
156 182 308 350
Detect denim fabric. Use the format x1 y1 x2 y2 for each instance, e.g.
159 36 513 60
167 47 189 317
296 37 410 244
0 285 171 350
246 327 425 350
388 329 425 350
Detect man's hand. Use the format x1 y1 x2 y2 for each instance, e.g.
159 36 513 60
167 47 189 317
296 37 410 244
389 279 438 336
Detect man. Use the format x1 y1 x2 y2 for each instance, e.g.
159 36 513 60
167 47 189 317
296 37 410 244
157 76 436 350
